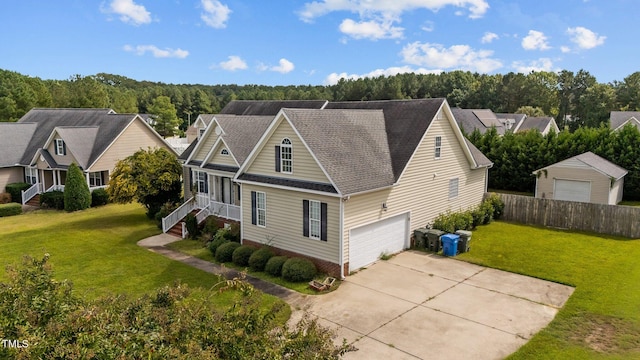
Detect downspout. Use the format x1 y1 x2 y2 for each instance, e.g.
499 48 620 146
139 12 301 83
339 196 345 279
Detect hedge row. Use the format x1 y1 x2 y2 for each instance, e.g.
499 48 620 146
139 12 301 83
431 193 505 233
0 203 22 217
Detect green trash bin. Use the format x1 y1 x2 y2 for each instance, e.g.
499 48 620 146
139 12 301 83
425 229 445 252
455 230 472 253
413 228 428 248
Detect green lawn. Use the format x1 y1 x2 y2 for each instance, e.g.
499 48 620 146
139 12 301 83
458 221 640 359
0 204 287 318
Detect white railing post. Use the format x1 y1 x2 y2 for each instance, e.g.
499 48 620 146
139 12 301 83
162 197 196 233
21 183 40 205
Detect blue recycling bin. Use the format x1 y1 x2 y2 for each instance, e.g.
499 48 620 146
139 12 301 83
441 234 460 257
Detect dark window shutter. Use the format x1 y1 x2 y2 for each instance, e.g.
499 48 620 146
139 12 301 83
189 169 194 192
275 146 281 172
303 200 309 237
62 141 67 155
251 191 257 225
321 202 328 241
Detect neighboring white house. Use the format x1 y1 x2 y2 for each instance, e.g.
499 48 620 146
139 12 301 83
533 151 627 205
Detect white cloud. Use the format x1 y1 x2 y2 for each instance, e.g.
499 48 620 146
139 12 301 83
400 41 503 72
218 55 247 71
324 66 441 85
481 32 498 44
339 18 403 40
560 46 571 53
512 58 555 73
270 58 295 73
567 26 605 49
123 45 188 58
299 0 488 40
201 0 231 28
421 20 435 32
103 0 151 25
522 30 550 50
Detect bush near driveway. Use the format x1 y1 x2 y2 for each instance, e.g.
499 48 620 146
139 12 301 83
281 257 317 282
0 203 22 217
461 221 640 359
265 256 288 277
216 242 241 263
232 245 256 266
249 247 275 271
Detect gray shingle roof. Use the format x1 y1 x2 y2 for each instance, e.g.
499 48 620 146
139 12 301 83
610 111 640 130
281 108 394 195
0 123 37 167
495 113 526 131
214 115 273 165
55 127 99 168
516 116 553 132
220 100 328 115
324 98 445 181
464 138 493 168
537 151 627 180
451 108 506 135
16 108 138 168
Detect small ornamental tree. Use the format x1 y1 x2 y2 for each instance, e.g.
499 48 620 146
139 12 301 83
107 147 182 219
63 163 91 212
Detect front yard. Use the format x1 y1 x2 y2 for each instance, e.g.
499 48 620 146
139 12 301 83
459 221 640 359
0 203 286 313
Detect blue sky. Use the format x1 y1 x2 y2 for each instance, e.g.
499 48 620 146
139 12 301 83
0 0 635 86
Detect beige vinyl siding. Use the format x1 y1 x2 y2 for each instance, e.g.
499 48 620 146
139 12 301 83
208 142 238 167
343 109 486 263
246 117 330 183
536 166 611 204
191 132 219 162
242 184 341 264
609 178 624 204
0 167 23 193
48 138 79 167
91 119 169 171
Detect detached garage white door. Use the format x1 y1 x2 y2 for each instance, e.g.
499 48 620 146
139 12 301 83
554 179 591 202
349 213 408 271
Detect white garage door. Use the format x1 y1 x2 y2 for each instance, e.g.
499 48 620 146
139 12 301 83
349 213 408 271
554 179 591 202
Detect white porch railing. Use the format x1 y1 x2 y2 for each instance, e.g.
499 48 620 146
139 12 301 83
209 201 241 221
195 204 210 224
89 185 108 192
21 183 40 205
162 197 196 233
196 193 209 209
46 184 65 192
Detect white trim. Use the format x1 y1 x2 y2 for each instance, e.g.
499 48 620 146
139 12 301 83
280 137 293 174
185 117 224 164
339 194 344 279
201 136 240 167
308 200 321 240
235 179 342 198
553 178 592 202
613 117 640 132
448 177 459 199
434 135 442 159
255 191 267 227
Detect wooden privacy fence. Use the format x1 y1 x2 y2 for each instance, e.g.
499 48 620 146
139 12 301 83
495 193 640 238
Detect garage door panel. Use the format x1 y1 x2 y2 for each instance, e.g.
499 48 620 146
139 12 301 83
349 213 408 271
554 179 590 202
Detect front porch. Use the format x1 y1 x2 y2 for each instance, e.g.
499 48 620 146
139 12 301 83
21 167 108 205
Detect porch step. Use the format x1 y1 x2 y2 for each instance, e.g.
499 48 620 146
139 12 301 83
167 223 183 238
25 194 40 207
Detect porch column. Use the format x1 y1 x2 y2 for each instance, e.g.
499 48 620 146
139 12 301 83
86 172 90 188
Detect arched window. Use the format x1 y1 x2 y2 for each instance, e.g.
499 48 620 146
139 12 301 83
220 148 229 156
280 138 292 173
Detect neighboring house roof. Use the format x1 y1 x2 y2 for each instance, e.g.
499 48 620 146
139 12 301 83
15 108 173 169
179 138 198 161
325 98 452 181
451 108 506 135
534 151 628 180
610 111 640 131
220 100 328 115
516 116 558 133
465 138 493 168
0 123 37 167
495 113 526 131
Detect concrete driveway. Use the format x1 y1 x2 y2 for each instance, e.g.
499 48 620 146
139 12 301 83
298 251 574 360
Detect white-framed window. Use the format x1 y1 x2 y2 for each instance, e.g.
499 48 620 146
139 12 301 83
194 170 208 193
220 148 229 156
256 191 266 227
434 136 442 159
89 172 103 187
280 138 292 173
448 178 459 199
308 200 321 240
25 167 37 185
55 139 66 156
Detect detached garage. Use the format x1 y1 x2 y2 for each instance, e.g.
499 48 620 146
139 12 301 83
533 152 627 205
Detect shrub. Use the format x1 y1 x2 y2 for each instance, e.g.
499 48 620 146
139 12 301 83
432 210 473 233
0 203 22 217
265 256 288 277
232 245 257 266
185 213 200 239
202 216 220 236
223 223 241 242
0 193 11 204
91 188 109 207
40 191 65 210
215 242 241 263
281 257 317 282
154 201 179 229
479 200 494 225
208 236 229 255
5 182 30 203
248 247 275 271
486 193 505 220
64 163 91 212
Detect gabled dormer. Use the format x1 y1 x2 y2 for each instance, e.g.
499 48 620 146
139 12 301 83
36 127 99 168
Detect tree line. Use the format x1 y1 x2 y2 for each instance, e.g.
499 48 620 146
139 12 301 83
468 125 640 200
2 68 640 131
